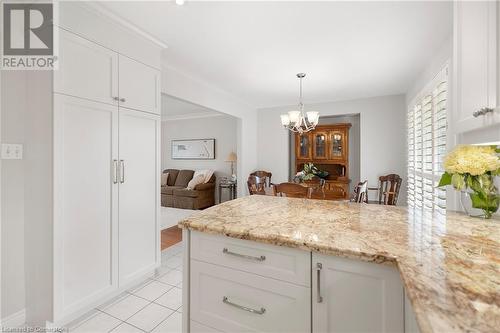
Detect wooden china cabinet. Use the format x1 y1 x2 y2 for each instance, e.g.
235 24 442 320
295 124 351 200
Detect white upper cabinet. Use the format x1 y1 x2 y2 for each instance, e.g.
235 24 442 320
55 29 160 115
55 29 118 106
312 253 404 333
119 55 161 115
453 1 500 133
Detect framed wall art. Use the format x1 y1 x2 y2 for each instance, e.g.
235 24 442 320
171 139 216 160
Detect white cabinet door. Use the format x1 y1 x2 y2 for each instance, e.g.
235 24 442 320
118 55 160 115
312 254 404 333
404 291 421 333
118 109 159 285
54 29 118 106
454 1 500 133
53 94 119 319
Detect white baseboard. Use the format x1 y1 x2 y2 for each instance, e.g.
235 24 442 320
1 309 26 328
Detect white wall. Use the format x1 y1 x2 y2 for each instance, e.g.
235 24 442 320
161 115 238 202
257 95 407 204
406 35 452 105
24 71 53 326
161 66 258 197
1 71 26 321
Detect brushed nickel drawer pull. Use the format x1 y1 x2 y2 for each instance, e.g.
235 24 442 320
112 159 118 184
119 160 125 183
222 296 266 315
316 262 323 303
222 248 266 261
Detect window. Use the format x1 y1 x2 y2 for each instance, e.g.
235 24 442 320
407 66 448 214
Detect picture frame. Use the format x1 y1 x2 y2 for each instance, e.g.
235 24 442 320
171 139 216 160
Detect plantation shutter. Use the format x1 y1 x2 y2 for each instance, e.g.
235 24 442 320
407 66 448 214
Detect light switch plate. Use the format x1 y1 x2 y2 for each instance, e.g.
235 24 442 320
1 143 23 160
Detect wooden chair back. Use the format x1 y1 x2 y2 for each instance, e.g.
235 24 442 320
249 171 272 187
273 182 311 199
350 180 368 203
377 174 402 205
247 175 267 195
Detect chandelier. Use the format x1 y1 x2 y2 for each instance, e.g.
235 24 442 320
280 73 319 134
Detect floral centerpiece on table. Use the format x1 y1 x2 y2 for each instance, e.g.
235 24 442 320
438 145 500 219
295 163 329 181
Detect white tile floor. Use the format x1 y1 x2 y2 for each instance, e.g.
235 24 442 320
68 242 184 333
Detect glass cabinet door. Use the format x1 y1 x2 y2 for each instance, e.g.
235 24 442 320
297 134 311 159
313 132 328 159
329 131 344 159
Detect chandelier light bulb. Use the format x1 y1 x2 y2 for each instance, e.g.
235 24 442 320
288 111 301 124
280 73 319 133
306 111 319 125
175 0 185 5
280 114 290 126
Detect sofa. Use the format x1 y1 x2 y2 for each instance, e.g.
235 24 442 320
161 169 216 209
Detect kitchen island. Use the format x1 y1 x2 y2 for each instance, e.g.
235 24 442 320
179 195 500 333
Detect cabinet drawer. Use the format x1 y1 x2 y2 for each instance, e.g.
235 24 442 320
191 260 311 333
191 231 310 286
324 182 349 199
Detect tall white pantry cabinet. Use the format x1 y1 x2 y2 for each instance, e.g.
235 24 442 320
53 29 161 323
23 3 163 326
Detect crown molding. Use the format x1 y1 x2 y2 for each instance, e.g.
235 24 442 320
161 112 225 122
80 2 168 49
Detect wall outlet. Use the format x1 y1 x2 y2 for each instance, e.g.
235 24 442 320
1 143 23 160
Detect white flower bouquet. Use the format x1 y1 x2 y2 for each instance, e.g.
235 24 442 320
438 145 500 218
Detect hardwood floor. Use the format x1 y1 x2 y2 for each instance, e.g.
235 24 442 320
161 225 182 250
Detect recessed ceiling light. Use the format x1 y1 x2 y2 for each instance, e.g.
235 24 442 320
175 0 185 5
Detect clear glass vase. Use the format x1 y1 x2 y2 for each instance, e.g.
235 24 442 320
460 190 500 219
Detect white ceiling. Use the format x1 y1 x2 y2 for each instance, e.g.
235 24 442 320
162 94 222 120
98 1 452 109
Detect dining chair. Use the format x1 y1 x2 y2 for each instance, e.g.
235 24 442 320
247 175 267 195
350 180 368 203
249 171 272 187
368 174 402 205
273 182 312 199
303 176 327 199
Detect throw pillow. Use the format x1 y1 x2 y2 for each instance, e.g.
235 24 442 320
193 169 215 183
187 174 205 190
161 173 169 186
203 169 214 183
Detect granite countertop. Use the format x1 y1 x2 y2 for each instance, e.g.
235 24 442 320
179 195 500 333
